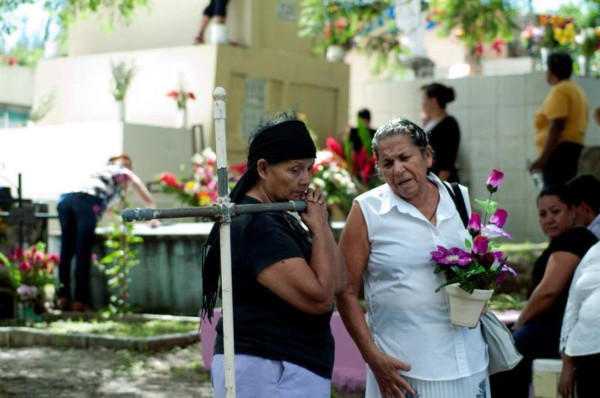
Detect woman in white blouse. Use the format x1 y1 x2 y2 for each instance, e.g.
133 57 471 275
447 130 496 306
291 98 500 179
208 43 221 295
337 118 488 398
558 242 600 398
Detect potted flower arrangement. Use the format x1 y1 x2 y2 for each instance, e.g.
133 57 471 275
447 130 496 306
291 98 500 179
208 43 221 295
110 59 136 121
0 242 60 320
167 84 196 128
297 0 399 68
429 169 517 327
575 26 600 76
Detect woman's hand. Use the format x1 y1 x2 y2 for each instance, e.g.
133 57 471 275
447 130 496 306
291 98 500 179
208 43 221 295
558 354 576 398
299 188 328 232
369 351 414 398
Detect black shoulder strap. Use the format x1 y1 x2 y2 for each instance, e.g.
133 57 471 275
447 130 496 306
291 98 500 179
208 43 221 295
443 181 469 228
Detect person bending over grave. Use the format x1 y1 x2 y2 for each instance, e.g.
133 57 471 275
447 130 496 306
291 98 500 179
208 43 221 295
201 113 346 397
56 153 159 312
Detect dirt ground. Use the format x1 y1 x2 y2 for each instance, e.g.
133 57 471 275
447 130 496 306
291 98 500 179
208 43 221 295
0 344 364 397
0 343 214 398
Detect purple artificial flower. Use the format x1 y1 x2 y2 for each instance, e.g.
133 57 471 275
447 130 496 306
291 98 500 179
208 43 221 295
482 224 513 240
472 235 489 254
468 213 482 237
495 263 517 283
17 284 38 301
489 209 508 228
486 169 505 193
430 246 473 266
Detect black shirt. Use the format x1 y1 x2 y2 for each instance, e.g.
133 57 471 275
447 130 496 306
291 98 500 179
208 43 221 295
349 126 376 152
530 227 598 328
214 196 334 378
427 116 460 183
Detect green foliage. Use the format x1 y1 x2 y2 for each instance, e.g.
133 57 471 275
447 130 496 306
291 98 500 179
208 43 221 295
29 88 57 122
428 0 519 48
1 0 152 35
30 318 197 337
298 0 405 76
488 293 525 310
110 59 136 101
94 193 142 315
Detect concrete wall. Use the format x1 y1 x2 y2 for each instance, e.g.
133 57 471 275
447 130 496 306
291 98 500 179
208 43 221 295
32 43 349 164
67 0 312 57
351 73 600 243
0 121 193 204
0 66 34 107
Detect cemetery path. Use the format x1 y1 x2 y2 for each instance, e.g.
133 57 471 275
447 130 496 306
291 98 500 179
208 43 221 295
0 343 214 397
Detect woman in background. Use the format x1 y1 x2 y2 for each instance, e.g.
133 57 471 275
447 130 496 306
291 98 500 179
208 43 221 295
420 82 461 183
56 154 159 312
491 184 597 398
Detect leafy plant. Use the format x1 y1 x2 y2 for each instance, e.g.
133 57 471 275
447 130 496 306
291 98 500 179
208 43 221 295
428 0 518 62
430 169 517 294
29 89 57 122
0 242 60 309
94 193 143 315
110 59 136 101
298 0 404 75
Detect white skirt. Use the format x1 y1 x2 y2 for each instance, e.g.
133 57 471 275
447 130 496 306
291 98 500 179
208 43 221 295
365 367 490 398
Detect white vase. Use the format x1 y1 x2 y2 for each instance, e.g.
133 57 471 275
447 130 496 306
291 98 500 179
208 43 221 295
445 283 494 327
116 100 125 122
326 45 346 63
175 109 187 129
539 47 550 71
578 55 590 77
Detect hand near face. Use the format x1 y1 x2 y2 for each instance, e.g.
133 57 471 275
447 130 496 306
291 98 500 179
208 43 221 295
299 188 328 232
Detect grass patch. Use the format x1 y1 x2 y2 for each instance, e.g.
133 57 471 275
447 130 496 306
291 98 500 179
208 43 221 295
22 319 199 338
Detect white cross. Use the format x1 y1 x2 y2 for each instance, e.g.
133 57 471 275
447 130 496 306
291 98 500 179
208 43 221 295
122 87 306 398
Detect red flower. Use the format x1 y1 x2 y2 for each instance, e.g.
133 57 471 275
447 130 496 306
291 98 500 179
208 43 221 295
166 91 179 99
326 137 344 158
492 39 506 54
188 92 196 100
159 172 183 189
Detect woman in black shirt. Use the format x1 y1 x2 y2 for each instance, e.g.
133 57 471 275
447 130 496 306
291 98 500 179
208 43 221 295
491 184 598 398
421 83 461 183
202 115 346 398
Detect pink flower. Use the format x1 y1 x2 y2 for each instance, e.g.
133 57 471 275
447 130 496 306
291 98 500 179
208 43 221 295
468 213 482 237
486 169 505 193
495 263 517 283
430 246 473 266
19 261 31 271
489 209 508 228
472 235 489 254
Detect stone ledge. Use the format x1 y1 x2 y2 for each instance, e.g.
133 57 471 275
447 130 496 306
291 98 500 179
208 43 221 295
0 326 199 352
0 312 201 352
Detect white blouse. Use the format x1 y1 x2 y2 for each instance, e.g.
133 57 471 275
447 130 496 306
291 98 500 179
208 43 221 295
356 175 488 381
560 242 600 356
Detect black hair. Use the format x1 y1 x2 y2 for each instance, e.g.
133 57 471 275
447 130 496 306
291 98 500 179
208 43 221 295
357 108 371 121
565 175 600 213
200 112 316 322
421 83 456 109
547 51 573 80
537 184 575 208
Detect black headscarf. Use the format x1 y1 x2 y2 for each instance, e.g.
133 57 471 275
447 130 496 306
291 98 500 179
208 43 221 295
201 119 317 321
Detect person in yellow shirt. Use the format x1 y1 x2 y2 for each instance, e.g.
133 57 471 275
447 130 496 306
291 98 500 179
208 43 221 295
529 51 589 187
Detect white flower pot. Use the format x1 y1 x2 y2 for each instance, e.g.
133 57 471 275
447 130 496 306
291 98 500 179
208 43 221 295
326 45 346 63
209 24 228 45
445 283 494 327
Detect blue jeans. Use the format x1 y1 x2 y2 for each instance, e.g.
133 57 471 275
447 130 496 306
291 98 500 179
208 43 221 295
490 320 560 398
57 192 102 306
